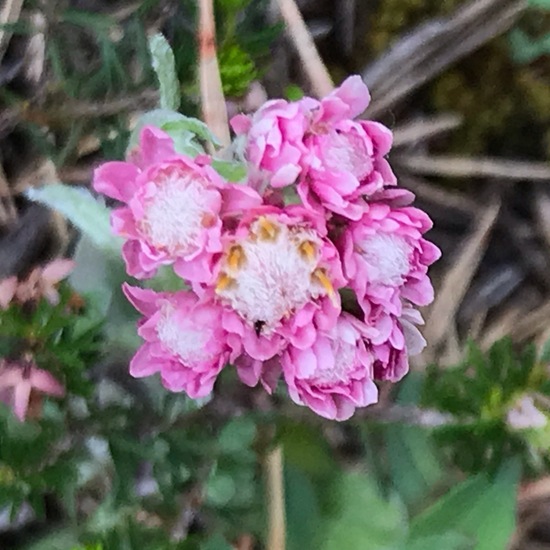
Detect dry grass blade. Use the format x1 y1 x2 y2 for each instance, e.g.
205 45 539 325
364 0 526 117
511 300 550 343
275 0 334 97
265 445 286 550
396 154 550 181
0 0 24 65
198 0 230 148
398 174 480 216
392 114 463 147
424 197 501 351
0 164 17 226
534 191 550 250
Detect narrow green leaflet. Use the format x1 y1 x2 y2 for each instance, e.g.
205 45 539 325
148 33 180 111
26 184 120 253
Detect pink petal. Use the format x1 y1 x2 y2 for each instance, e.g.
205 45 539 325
30 369 65 397
129 344 163 378
134 126 177 168
328 75 371 118
41 259 74 285
0 277 17 309
122 283 161 316
93 162 140 202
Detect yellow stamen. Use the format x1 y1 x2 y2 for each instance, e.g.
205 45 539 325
216 273 234 293
299 240 316 262
313 269 334 297
257 216 279 240
228 245 245 271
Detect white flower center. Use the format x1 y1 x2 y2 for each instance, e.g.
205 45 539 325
216 217 332 333
324 131 372 181
156 305 214 364
140 170 212 256
359 233 411 286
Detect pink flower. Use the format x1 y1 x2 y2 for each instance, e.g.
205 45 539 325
211 206 346 361
231 76 396 219
281 313 379 421
0 277 17 309
297 77 396 219
340 202 440 317
93 126 261 281
0 360 65 422
371 307 427 382
123 284 238 398
231 99 308 190
0 259 74 309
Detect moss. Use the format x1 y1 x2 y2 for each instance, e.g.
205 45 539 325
365 1 550 158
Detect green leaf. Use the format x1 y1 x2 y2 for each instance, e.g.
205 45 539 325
406 533 472 550
201 534 233 550
218 417 257 455
148 33 180 111
409 460 520 549
320 472 408 550
22 528 80 550
540 337 550 364
285 464 322 550
26 184 120 253
384 425 443 507
211 159 247 182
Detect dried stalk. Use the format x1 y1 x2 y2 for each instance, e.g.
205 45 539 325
265 445 286 550
365 0 526 117
392 114 463 148
424 197 501 354
396 154 550 181
197 0 230 148
275 0 334 97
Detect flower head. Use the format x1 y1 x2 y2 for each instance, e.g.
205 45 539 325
340 202 440 317
281 313 378 420
232 76 396 220
212 206 345 360
0 360 65 421
123 284 238 398
0 259 74 309
94 126 261 282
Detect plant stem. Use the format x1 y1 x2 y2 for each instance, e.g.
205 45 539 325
265 444 286 550
275 0 334 97
197 0 231 149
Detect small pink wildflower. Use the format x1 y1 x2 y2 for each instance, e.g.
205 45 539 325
281 313 379 421
93 126 261 282
123 284 238 398
340 202 440 317
231 76 396 219
0 259 74 309
212 206 346 361
0 360 65 422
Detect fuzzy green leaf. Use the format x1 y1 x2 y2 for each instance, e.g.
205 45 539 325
26 184 120 253
148 33 181 111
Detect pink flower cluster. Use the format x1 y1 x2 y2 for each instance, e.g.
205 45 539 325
93 76 440 421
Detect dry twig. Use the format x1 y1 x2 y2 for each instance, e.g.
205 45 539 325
275 0 334 97
424 197 501 354
198 0 231 148
396 154 550 181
